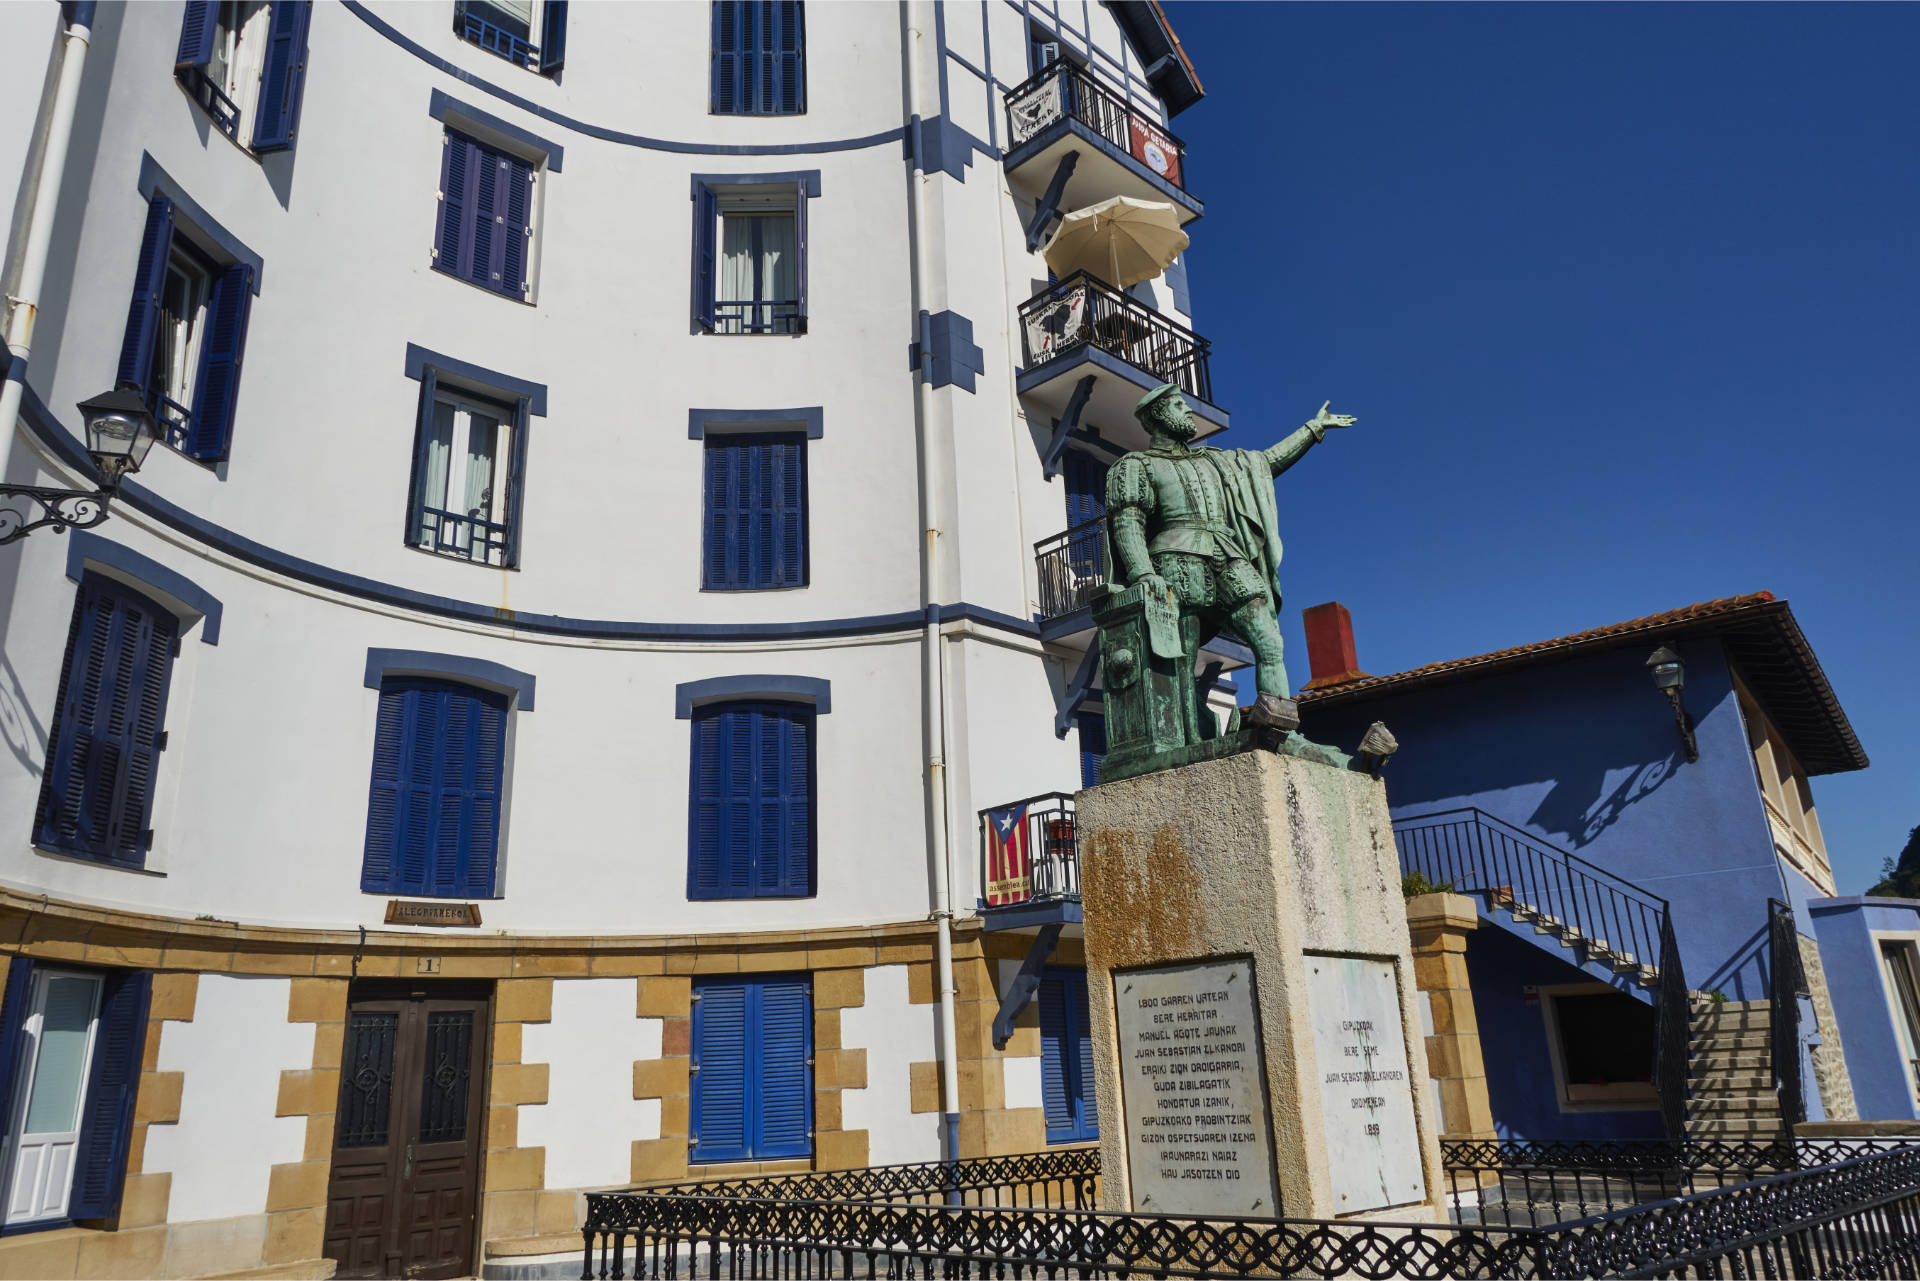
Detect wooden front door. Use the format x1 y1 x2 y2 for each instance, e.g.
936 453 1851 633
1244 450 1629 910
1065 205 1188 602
324 982 490 1280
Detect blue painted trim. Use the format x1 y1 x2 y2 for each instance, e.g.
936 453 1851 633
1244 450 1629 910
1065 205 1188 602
905 115 996 182
981 899 1084 932
1164 252 1191 315
1001 116 1203 221
1017 345 1230 429
687 407 824 440
404 344 547 416
689 171 821 198
62 1 96 28
136 154 264 293
912 310 986 393
1041 373 1097 478
64 532 223 644
675 675 831 718
429 88 565 170
1055 637 1100 738
364 648 537 709
342 3 900 158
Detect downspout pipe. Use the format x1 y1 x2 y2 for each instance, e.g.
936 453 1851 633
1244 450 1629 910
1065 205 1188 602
0 2 96 483
901 0 963 1163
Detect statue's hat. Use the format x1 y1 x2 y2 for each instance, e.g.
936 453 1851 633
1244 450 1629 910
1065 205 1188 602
1133 382 1185 423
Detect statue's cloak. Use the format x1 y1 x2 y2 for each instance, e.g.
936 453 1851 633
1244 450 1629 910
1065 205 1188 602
1193 446 1285 599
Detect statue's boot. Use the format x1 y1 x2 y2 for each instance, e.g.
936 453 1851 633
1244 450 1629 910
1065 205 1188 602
1244 693 1300 733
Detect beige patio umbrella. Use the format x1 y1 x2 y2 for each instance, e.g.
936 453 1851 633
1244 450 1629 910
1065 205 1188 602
1043 195 1190 289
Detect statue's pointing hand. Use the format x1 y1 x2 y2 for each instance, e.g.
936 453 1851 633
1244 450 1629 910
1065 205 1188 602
1307 400 1357 432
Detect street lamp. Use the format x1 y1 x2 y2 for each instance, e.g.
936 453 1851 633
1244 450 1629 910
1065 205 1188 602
0 382 156 546
1645 645 1699 763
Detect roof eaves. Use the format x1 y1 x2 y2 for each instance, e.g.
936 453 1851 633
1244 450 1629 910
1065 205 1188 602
1106 0 1205 116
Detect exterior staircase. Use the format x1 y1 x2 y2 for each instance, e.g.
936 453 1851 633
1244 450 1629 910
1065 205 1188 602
1686 997 1788 1139
1503 897 1661 990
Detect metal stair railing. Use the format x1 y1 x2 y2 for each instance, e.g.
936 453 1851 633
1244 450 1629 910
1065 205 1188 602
1767 898 1810 1127
1393 808 1691 1137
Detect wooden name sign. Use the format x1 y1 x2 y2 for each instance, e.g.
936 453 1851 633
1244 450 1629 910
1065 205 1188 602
385 900 482 928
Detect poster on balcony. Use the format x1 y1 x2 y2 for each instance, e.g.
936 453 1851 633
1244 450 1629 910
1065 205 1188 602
1129 116 1182 187
1304 955 1427 1214
1024 288 1087 361
984 804 1033 906
1009 76 1065 147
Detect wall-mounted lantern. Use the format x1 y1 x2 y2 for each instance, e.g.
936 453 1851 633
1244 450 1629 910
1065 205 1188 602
0 382 156 546
1646 645 1699 763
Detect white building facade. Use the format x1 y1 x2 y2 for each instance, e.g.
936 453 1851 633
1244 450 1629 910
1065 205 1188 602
0 1 1221 1275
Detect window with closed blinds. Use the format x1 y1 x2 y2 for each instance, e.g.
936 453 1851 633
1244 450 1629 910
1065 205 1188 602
703 434 807 589
361 678 509 899
710 1 805 115
1038 967 1098 1143
1075 713 1106 790
33 576 180 869
1062 450 1109 530
433 130 536 301
691 975 812 1162
687 701 815 898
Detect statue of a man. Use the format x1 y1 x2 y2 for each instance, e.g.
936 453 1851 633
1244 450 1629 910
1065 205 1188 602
1106 383 1356 732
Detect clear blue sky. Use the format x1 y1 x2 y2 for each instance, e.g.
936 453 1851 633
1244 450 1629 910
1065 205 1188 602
1171 2 1918 893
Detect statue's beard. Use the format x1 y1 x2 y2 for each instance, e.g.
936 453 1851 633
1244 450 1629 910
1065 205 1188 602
1156 418 1198 444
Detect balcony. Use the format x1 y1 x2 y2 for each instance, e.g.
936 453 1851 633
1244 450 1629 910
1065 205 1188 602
1003 63 1201 223
1018 272 1227 451
1035 517 1107 624
978 792 1080 930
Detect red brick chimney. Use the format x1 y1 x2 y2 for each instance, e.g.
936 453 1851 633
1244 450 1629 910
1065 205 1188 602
1301 602 1371 690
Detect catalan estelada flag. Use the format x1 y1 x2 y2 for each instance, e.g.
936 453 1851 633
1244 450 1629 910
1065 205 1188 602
984 804 1033 906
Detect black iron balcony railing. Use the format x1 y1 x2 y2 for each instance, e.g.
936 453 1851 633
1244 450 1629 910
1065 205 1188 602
1019 272 1213 403
176 66 241 142
420 506 511 567
978 792 1078 910
713 299 802 335
1768 897 1811 1127
1033 516 1107 621
1003 62 1189 192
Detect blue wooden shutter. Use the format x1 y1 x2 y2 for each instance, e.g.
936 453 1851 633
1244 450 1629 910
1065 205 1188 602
772 437 804 587
771 1 804 114
435 133 471 279
176 1 218 69
117 197 175 395
1063 451 1108 529
755 978 812 1157
34 578 177 867
1076 712 1106 790
711 2 743 113
500 154 533 300
406 369 439 545
693 182 718 329
692 981 750 1161
688 709 726 897
701 439 732 588
761 705 811 895
539 0 567 73
68 970 152 1221
0 959 36 1155
503 396 530 567
470 142 500 290
446 685 506 897
791 179 808 328
1068 968 1097 1139
362 683 407 893
186 261 254 461
1038 972 1073 1141
250 0 313 152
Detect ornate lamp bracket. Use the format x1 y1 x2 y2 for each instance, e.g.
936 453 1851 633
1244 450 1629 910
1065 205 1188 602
0 484 112 546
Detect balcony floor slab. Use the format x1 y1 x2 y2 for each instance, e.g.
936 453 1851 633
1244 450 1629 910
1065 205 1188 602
1005 118 1203 223
1019 346 1228 451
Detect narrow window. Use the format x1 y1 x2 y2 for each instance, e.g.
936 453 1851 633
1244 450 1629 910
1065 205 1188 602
413 389 518 567
454 0 565 75
693 179 810 334
361 678 509 899
433 130 537 302
176 1 311 150
1038 967 1098 1143
690 976 812 1162
687 701 814 899
33 576 179 869
0 961 152 1230
711 1 805 116
1062 450 1109 531
702 434 807 590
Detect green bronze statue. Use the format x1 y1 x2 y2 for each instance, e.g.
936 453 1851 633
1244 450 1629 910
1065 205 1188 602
1090 383 1358 782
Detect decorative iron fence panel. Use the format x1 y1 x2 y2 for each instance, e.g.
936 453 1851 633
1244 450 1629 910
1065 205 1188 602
1034 517 1108 621
1003 62 1190 192
1019 272 1214 405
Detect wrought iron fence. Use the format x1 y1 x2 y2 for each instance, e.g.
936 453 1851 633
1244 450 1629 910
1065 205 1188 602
1003 61 1190 192
1769 897 1811 1128
979 793 1080 910
1652 915 1690 1140
1034 516 1108 621
713 299 802 335
1019 271 1214 404
638 1147 1098 1210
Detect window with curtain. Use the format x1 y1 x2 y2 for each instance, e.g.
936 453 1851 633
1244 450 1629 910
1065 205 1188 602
361 678 509 899
1039 967 1098 1143
176 0 313 151
414 389 516 567
687 701 815 899
690 976 812 1162
711 1 805 115
703 433 807 590
454 0 567 74
692 177 811 334
33 575 180 869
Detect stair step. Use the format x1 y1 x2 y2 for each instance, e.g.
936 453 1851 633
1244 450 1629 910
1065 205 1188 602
1692 1053 1769 1071
1689 1073 1773 1092
1692 1013 1770 1032
1689 1118 1792 1137
1687 1096 1783 1116
1693 1033 1770 1051
1691 998 1769 1012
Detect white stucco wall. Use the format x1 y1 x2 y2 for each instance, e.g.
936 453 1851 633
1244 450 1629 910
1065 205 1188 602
995 959 1046 1113
519 979 662 1190
141 976 314 1223
840 964 942 1165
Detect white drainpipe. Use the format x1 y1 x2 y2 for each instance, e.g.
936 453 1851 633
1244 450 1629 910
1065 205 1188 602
0 2 96 482
901 0 964 1162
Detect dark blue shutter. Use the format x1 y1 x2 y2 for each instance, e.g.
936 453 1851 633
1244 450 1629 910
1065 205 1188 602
470 142 500 290
68 970 152 1221
405 368 438 546
1038 972 1072 1140
0 959 35 1154
691 981 751 1161
1076 712 1106 790
771 0 804 114
500 153 533 300
703 437 806 590
693 182 718 329
362 682 406 892
185 262 253 461
688 703 813 899
539 0 567 73
363 680 506 898
792 178 808 328
1070 968 1098 1139
772 437 804 587
397 684 442 893
701 441 730 588
34 578 178 867
1063 451 1108 529
755 706 811 895
251 0 313 152
503 396 530 567
176 1 218 69
688 709 727 897
435 134 471 279
755 978 811 1157
711 2 743 113
117 197 175 395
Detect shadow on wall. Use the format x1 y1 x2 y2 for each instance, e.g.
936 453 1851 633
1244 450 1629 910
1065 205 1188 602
1525 749 1684 852
1691 922 1771 1005
0 647 49 777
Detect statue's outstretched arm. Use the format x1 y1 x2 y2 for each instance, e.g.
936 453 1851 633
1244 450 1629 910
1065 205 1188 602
1265 401 1357 477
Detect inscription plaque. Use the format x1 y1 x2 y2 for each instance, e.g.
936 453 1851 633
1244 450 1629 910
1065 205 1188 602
1305 955 1426 1213
1113 958 1281 1216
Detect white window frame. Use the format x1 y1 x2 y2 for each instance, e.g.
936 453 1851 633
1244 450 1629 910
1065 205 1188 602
0 968 104 1227
1871 931 1920 1110
712 187 800 337
416 388 514 566
209 0 272 143
1538 982 1661 1113
152 243 215 427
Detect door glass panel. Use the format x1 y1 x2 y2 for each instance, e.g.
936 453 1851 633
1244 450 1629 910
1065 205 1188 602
338 1012 398 1148
23 976 100 1135
417 1011 473 1143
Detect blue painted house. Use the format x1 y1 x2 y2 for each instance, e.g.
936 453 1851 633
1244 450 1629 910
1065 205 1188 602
1298 594 1870 1141
1807 896 1920 1122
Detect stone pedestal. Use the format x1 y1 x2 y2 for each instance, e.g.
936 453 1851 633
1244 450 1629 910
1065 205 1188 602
1404 892 1496 1142
1077 748 1446 1222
